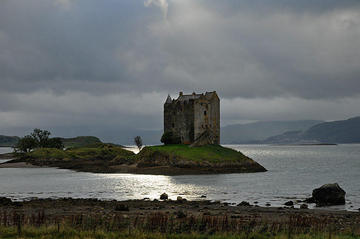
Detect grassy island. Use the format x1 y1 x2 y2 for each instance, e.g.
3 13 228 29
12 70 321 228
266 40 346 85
134 144 267 174
143 144 252 163
2 143 266 175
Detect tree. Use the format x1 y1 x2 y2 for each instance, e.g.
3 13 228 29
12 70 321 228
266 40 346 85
15 129 64 153
134 136 143 150
31 128 51 148
15 135 37 153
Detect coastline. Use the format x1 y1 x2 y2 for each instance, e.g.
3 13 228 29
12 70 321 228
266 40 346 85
0 144 267 175
0 159 266 175
0 161 45 168
0 197 359 236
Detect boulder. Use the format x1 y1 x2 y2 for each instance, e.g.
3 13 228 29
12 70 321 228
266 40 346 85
308 183 346 206
237 201 251 207
284 201 294 206
0 197 12 206
160 193 168 200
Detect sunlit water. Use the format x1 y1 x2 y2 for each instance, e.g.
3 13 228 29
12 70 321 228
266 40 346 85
0 145 359 211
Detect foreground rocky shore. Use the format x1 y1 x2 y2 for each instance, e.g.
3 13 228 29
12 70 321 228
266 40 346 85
0 197 359 236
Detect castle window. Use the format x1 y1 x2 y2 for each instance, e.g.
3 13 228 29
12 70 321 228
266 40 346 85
204 111 207 116
172 123 175 128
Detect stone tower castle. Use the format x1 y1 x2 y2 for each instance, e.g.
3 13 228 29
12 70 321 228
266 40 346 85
163 91 220 146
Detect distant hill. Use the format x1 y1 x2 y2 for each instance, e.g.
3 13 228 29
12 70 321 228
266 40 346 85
303 117 360 143
0 135 102 148
262 117 360 144
220 120 323 144
60 136 102 148
0 135 19 147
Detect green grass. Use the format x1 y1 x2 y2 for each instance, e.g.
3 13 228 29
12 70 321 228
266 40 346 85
142 144 251 163
0 226 357 239
27 143 134 161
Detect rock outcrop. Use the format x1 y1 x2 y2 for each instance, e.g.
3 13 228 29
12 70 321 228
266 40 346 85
160 193 168 200
0 197 12 206
306 183 346 206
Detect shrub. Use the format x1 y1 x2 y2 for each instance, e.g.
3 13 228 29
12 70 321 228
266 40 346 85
160 132 181 145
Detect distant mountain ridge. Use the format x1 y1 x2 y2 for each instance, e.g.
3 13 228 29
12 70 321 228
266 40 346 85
221 120 323 144
262 117 360 144
0 135 102 148
2 117 359 145
0 135 20 147
61 136 102 148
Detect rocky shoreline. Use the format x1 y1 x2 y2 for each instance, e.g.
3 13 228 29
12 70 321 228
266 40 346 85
0 197 359 235
0 159 266 175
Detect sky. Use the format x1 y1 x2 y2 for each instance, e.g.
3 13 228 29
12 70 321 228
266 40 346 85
1 0 360 143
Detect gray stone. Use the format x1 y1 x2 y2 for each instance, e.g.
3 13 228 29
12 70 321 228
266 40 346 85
237 201 251 207
308 183 346 206
160 193 168 200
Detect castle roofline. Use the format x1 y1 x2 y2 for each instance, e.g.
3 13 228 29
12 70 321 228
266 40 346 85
164 91 218 104
175 91 217 102
165 94 172 104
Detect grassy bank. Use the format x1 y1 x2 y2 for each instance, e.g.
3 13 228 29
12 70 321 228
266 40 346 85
0 226 358 239
143 144 252 163
135 144 267 173
26 143 134 161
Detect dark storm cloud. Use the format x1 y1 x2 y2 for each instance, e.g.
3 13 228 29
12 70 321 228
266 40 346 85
1 0 360 142
203 0 360 15
1 0 360 98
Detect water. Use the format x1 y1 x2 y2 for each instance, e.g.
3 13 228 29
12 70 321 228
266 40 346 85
0 147 13 163
0 144 359 211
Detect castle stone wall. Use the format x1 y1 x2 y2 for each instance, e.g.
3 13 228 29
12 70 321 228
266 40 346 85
164 92 219 145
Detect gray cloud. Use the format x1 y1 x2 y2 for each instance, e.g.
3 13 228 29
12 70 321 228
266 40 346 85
1 0 360 142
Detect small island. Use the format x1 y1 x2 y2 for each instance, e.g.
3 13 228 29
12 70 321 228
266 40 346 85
1 91 266 175
2 142 266 175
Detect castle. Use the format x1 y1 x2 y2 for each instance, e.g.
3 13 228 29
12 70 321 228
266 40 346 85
163 91 220 146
